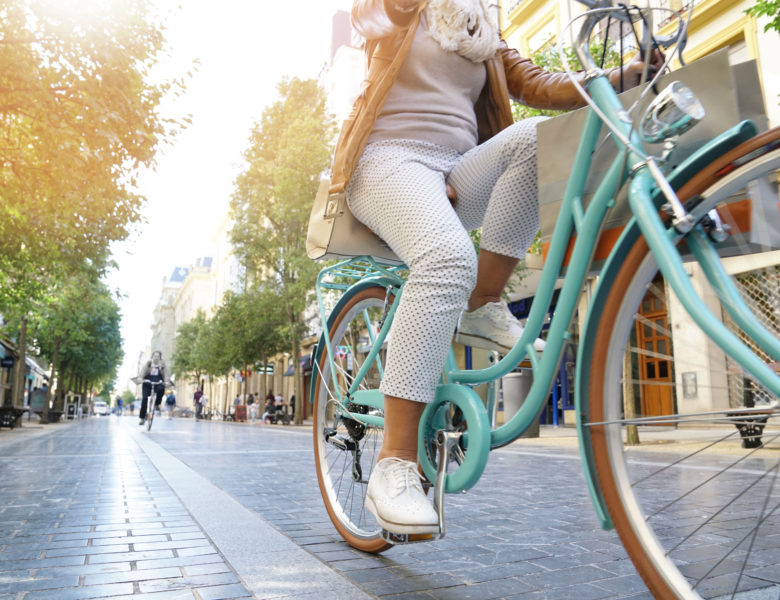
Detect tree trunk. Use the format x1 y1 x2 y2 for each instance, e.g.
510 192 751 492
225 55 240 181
623 348 640 445
224 373 230 416
291 329 302 425
262 354 269 399
11 315 28 407
41 337 60 424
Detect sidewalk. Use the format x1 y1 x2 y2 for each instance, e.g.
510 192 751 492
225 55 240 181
0 415 371 600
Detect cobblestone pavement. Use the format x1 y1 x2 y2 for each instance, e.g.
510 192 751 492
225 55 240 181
149 418 647 600
0 417 365 600
1 415 778 600
0 417 255 600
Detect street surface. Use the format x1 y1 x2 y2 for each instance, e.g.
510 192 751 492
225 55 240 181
0 415 777 600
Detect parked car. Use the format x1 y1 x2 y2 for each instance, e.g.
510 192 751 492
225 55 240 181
92 400 109 416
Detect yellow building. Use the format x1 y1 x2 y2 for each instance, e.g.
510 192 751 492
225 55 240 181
500 0 779 127
499 0 779 422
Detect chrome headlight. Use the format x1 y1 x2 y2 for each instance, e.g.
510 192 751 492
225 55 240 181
640 81 705 143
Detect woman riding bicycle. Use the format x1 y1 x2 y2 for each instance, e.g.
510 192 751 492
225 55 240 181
337 0 658 535
134 350 169 426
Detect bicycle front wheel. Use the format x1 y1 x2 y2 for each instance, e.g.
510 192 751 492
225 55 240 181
588 133 780 598
145 398 154 431
312 282 395 553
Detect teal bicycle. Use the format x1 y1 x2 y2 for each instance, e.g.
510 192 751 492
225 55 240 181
310 2 780 598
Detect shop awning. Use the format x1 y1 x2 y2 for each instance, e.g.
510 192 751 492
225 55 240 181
25 356 48 376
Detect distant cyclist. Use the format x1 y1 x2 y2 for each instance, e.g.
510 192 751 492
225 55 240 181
133 351 170 426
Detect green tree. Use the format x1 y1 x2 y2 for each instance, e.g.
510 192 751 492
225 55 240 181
230 77 336 423
215 287 287 400
201 309 235 415
0 0 187 404
747 0 780 33
0 0 183 275
171 310 210 388
29 276 123 421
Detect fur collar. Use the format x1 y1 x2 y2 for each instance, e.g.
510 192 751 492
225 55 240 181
425 0 498 63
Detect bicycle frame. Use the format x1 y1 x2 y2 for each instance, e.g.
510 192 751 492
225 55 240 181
312 36 780 531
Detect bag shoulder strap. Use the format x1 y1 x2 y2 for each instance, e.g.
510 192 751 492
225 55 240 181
329 8 423 194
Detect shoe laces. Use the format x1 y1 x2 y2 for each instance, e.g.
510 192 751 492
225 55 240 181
382 458 424 498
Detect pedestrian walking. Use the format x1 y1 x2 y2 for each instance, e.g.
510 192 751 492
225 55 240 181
247 393 257 423
165 389 176 419
194 387 204 420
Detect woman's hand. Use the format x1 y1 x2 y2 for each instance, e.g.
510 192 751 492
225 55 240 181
609 49 664 92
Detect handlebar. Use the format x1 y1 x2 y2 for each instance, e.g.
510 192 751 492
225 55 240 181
134 378 173 386
556 1 694 155
571 1 689 75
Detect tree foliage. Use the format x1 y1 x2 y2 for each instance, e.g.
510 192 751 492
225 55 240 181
0 0 185 311
747 0 780 33
512 37 623 122
0 0 184 410
171 309 210 386
230 77 335 422
28 275 123 410
215 287 286 375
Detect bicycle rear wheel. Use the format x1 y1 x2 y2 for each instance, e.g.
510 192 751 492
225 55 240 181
312 282 395 553
588 133 780 598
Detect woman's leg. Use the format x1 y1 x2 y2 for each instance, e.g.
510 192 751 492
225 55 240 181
377 396 426 463
139 383 151 420
468 250 520 311
154 387 165 413
348 140 476 407
348 140 475 532
447 118 548 353
448 116 546 300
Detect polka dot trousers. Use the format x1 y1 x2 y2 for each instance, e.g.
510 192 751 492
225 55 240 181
346 117 545 404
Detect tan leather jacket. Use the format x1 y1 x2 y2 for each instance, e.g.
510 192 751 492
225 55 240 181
329 0 590 194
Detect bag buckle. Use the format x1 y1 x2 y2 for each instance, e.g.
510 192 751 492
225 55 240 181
324 191 346 219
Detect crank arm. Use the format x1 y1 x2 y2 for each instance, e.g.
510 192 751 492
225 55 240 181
433 429 462 538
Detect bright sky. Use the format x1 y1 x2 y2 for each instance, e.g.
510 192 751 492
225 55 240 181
105 0 353 391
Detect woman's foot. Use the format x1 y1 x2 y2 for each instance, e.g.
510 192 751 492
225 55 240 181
366 457 438 534
456 301 545 354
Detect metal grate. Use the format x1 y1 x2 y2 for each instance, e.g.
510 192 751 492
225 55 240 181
724 265 780 406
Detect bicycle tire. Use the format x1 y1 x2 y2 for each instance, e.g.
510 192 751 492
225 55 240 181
145 396 154 431
588 133 780 599
312 283 395 553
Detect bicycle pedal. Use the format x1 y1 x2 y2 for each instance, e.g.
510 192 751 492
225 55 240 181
380 530 443 544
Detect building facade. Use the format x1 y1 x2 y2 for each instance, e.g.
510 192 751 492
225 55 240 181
499 0 779 421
